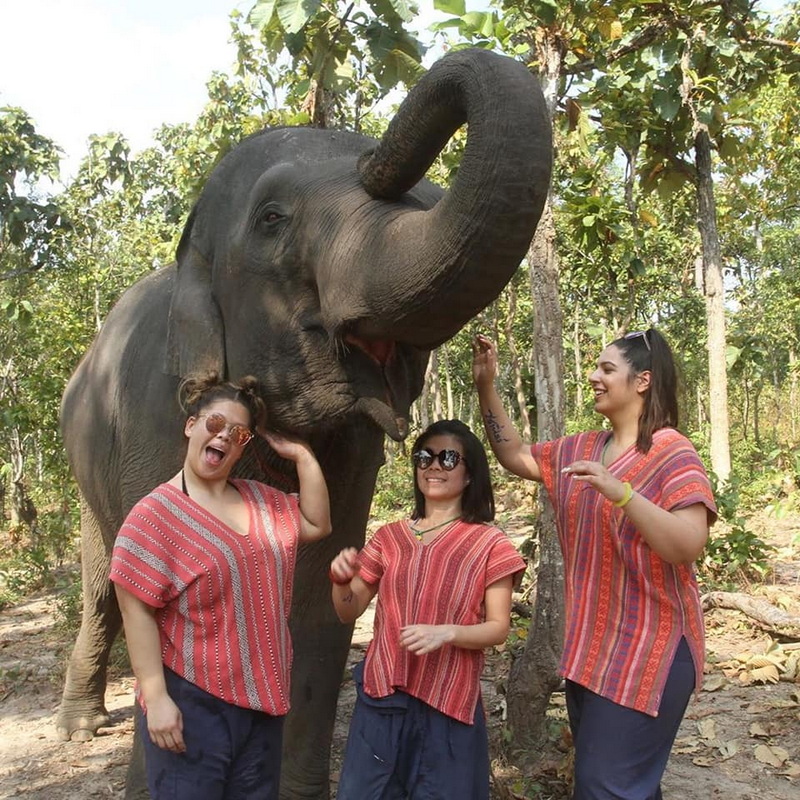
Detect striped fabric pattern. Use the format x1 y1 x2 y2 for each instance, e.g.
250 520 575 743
357 520 525 724
110 480 300 715
533 427 717 717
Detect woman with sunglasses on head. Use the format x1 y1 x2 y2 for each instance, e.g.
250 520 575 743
109 371 331 800
330 419 525 799
472 329 716 800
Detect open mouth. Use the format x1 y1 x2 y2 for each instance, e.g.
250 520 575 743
205 445 226 466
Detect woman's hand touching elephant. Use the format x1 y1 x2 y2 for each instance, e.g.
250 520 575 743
259 429 316 466
259 429 331 543
561 460 630 505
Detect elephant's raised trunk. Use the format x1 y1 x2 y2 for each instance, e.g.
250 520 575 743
323 48 552 349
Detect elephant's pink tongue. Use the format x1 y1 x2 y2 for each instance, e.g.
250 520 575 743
205 446 224 466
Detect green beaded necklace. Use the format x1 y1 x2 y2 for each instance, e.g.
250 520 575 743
409 516 459 539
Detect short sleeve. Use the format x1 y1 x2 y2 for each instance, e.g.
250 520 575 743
486 531 526 588
109 495 178 609
356 526 387 586
659 443 717 524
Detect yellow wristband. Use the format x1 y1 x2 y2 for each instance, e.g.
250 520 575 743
614 481 634 508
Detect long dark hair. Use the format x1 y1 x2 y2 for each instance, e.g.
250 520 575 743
613 328 678 453
410 419 494 523
179 371 267 430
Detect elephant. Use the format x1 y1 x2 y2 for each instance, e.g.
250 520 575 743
56 47 552 798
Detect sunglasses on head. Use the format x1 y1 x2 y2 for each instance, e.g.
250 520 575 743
198 412 254 447
412 448 465 471
624 330 651 351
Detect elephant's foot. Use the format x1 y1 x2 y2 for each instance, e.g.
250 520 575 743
55 703 111 742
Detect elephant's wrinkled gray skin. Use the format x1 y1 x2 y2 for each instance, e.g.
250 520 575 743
56 48 552 798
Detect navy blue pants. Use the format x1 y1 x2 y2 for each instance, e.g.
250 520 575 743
566 638 696 800
337 661 490 799
140 668 284 800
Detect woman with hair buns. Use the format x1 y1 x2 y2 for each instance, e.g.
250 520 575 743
110 372 331 800
473 329 717 800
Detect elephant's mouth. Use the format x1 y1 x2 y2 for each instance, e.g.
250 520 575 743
343 333 425 442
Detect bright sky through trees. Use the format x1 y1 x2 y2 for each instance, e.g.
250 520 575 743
0 0 460 181
0 0 247 179
0 0 789 181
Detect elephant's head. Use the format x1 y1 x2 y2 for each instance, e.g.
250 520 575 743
165 48 552 441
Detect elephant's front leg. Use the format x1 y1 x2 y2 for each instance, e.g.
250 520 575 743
57 502 122 741
280 552 358 799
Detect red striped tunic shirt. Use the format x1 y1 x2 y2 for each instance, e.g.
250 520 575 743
109 480 300 715
357 519 525 724
532 428 717 716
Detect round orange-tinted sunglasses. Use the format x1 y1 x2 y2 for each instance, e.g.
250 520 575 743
197 413 253 447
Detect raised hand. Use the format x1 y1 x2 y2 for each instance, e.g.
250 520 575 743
471 333 498 389
259 429 316 465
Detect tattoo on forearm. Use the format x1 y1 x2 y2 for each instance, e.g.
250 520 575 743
483 410 511 443
342 591 354 603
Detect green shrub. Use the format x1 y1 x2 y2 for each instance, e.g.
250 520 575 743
370 445 414 525
697 474 775 590
0 547 53 609
53 569 83 635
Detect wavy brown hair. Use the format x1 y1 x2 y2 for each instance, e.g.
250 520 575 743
178 371 267 430
613 328 678 453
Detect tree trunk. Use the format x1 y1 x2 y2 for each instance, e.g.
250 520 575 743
8 428 38 543
504 280 532 441
695 129 731 483
442 344 455 419
431 349 443 420
790 348 798 441
573 311 583 414
506 35 566 769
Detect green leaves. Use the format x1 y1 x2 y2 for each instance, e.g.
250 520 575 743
248 0 279 28
434 0 465 15
277 0 322 35
527 0 559 27
245 0 425 127
653 87 681 122
1 298 33 325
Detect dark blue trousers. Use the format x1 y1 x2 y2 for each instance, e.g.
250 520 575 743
337 661 490 799
140 668 284 800
566 637 696 800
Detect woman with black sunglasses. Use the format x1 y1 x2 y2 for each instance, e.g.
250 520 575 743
330 419 525 799
473 330 717 800
110 372 331 800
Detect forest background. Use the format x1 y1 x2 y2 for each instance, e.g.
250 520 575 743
2 0 800 790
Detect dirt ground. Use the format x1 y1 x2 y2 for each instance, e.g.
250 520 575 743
1 513 798 800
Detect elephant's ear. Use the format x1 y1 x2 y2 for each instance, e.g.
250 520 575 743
165 208 226 377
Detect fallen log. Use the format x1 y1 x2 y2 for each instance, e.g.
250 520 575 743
701 591 800 640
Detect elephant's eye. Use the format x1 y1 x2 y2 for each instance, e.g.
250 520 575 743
252 205 286 233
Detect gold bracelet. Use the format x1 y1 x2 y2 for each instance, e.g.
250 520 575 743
614 481 634 508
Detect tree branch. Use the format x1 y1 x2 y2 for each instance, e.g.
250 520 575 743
702 591 800 640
